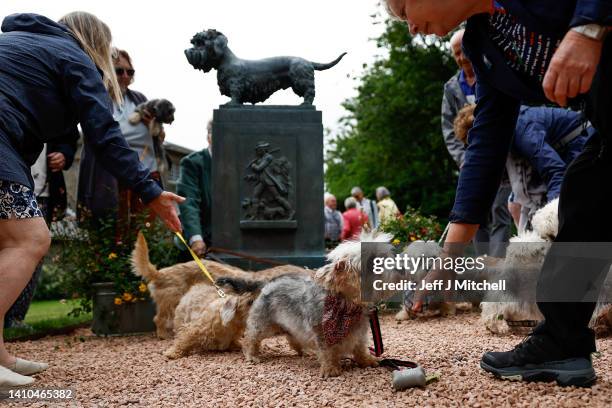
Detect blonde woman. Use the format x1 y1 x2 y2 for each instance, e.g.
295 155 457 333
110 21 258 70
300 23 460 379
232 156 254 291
0 12 184 386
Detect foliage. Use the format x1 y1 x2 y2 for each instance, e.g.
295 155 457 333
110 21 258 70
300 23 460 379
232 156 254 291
53 212 181 316
380 207 444 244
4 300 92 341
325 17 458 218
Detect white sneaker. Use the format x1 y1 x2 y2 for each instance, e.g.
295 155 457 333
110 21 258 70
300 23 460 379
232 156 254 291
7 358 49 376
0 365 34 387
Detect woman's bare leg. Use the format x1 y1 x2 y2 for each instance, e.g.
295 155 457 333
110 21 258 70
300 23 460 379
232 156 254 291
0 217 50 366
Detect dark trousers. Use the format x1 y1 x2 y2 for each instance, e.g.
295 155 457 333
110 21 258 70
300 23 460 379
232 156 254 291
536 35 612 357
474 183 512 257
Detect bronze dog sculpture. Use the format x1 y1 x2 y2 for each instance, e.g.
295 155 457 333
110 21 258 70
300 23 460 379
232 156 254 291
185 29 346 105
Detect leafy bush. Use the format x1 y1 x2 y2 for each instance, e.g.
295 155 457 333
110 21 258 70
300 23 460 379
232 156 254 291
379 207 444 244
53 212 180 316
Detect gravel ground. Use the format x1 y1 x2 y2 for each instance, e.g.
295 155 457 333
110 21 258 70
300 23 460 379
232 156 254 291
4 312 611 407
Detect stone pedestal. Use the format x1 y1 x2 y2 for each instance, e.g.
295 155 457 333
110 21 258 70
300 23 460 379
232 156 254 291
211 105 326 270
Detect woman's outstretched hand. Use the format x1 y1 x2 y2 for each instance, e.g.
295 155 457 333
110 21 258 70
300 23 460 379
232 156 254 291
148 191 186 232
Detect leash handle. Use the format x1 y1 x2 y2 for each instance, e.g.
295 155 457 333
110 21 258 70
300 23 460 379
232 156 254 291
368 307 384 357
175 232 225 298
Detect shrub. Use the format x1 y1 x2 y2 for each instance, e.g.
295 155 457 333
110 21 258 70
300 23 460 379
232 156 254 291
379 207 444 244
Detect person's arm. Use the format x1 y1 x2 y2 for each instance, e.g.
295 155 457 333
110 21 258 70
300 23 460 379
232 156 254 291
176 157 204 242
341 213 351 241
61 55 183 231
60 56 162 203
441 83 467 167
48 128 79 171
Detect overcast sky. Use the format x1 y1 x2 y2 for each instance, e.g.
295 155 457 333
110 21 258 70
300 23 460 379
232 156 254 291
1 0 387 151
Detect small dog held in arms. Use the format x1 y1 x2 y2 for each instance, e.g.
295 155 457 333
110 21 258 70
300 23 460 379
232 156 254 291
131 232 311 339
227 233 394 378
184 29 346 105
128 98 175 138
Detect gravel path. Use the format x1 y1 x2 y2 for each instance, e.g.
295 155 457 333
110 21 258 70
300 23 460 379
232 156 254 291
4 312 611 407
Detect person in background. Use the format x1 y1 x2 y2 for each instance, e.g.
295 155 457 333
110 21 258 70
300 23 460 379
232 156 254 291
375 186 400 226
342 197 368 241
4 141 77 329
78 48 164 231
443 28 512 257
351 186 379 230
177 120 213 257
324 193 343 247
454 103 592 233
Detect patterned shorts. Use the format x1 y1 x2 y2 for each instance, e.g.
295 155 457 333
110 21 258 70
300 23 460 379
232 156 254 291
0 180 43 219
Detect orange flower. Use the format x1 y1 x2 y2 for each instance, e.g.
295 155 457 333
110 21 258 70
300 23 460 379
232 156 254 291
114 297 122 305
122 292 133 302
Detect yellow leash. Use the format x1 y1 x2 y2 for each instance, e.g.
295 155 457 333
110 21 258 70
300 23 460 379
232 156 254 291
175 232 225 298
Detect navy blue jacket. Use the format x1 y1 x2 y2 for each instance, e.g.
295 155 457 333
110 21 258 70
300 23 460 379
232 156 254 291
514 106 590 201
0 14 161 204
455 0 611 224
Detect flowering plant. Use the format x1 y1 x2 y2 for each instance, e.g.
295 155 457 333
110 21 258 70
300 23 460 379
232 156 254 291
54 211 181 315
379 207 443 244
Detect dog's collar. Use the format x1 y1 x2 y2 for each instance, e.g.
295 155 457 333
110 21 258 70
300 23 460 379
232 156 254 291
321 294 363 346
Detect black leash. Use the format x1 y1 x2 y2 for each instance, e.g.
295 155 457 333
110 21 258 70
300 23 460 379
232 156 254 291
368 307 419 371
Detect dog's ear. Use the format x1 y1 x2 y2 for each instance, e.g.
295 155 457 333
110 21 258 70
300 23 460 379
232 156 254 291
213 34 228 56
220 296 238 326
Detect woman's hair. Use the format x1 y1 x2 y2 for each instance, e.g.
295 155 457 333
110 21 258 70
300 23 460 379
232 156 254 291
376 186 391 201
113 48 135 86
344 196 358 209
59 11 122 104
453 103 476 145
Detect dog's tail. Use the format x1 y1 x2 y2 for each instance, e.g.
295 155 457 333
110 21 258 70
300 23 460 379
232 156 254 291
215 277 263 294
131 232 160 282
312 52 347 71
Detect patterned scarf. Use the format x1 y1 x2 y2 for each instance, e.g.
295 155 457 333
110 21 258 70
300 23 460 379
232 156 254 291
321 294 363 346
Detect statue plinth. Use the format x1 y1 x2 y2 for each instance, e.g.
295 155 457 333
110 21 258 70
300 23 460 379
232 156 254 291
211 105 326 270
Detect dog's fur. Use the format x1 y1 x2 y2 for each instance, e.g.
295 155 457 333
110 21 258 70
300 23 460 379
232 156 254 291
128 98 175 138
480 199 612 336
131 232 312 339
239 233 393 378
184 29 346 105
163 280 257 359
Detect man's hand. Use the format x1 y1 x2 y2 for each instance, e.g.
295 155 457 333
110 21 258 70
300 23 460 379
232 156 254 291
190 240 207 257
47 152 66 172
543 30 603 107
148 191 186 232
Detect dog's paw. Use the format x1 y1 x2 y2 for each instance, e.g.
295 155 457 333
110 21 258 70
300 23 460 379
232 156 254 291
163 348 181 360
245 354 262 364
320 365 342 378
355 355 379 369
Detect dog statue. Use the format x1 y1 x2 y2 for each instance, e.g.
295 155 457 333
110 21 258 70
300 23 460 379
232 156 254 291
185 29 346 105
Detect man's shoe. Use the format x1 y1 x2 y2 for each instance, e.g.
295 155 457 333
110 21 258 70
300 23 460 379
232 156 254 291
480 333 596 387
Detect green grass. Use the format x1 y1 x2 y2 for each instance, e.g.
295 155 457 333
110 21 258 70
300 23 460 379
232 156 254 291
4 300 92 341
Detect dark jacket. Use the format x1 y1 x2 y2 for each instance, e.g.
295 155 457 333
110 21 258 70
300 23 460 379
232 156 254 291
0 14 161 206
441 72 473 167
177 149 212 245
453 1 611 224
513 106 591 201
77 89 147 219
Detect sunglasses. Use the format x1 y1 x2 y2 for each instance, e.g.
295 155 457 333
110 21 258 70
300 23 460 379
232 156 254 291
115 68 135 77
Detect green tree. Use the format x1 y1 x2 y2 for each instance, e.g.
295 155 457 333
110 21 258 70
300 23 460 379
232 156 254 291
325 19 458 218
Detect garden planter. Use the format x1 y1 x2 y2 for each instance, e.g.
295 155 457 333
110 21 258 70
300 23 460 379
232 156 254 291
91 282 156 335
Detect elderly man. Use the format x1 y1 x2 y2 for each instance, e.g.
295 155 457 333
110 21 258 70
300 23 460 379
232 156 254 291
324 193 343 246
443 28 512 257
385 0 611 387
351 186 379 229
177 120 213 256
